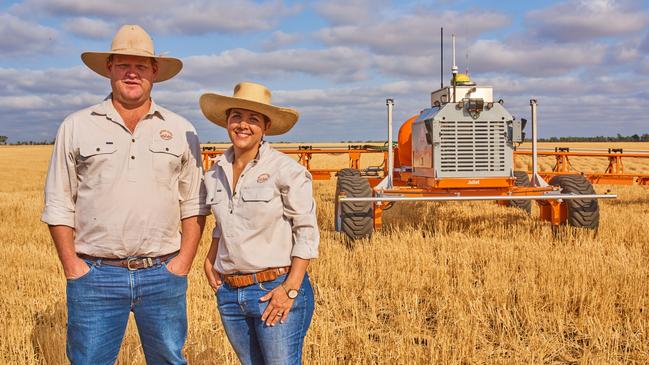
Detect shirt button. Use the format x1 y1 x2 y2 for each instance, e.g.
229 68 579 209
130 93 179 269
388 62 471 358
165 147 169 151
96 147 100 151
131 138 135 143
131 156 135 160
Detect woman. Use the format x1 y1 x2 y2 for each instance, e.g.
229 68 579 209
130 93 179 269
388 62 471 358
200 82 319 365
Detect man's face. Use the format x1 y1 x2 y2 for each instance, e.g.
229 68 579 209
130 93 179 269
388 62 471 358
107 54 157 107
227 108 270 151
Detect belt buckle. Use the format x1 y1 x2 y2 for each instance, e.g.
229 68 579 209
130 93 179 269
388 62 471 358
126 258 139 271
126 257 153 270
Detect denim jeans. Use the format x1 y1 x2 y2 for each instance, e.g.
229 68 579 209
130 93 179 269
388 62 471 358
216 273 315 365
66 258 188 365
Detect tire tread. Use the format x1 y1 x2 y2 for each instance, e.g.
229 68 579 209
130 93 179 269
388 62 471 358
335 170 373 240
549 174 599 229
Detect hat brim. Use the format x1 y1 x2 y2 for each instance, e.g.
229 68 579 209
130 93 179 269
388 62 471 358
81 51 183 83
199 93 299 136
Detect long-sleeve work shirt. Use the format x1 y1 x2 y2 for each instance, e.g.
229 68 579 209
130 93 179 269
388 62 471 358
204 142 319 274
42 96 209 258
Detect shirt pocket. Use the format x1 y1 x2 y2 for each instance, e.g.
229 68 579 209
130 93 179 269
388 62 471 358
149 139 184 185
241 186 274 203
78 141 119 186
240 186 276 228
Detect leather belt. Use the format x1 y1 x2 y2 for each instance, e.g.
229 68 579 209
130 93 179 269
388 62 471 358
223 266 291 288
78 251 179 271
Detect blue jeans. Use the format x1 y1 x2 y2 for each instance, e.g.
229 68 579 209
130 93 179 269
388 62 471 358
66 258 188 365
216 273 315 365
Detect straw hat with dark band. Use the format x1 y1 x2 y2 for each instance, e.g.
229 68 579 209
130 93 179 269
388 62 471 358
81 24 182 82
200 82 299 136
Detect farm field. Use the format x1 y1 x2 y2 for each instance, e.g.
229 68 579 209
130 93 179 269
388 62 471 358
1 143 648 364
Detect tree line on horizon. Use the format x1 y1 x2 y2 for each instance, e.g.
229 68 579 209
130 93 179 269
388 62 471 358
2 133 649 145
535 133 649 143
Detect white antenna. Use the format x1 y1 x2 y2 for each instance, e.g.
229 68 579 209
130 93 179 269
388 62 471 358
451 34 458 76
452 34 458 102
465 50 470 75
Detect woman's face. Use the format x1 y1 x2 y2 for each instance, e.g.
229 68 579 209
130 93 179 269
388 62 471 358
227 108 270 151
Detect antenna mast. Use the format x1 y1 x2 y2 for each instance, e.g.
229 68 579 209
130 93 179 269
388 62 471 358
440 27 444 89
452 34 458 102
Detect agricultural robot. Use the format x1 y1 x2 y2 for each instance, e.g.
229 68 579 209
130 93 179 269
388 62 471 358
333 37 617 240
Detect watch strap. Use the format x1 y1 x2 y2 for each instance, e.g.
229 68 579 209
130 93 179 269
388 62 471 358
281 283 299 298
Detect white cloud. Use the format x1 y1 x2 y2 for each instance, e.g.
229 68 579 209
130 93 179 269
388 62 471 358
471 72 649 137
1 1 648 142
13 0 298 34
0 95 49 110
640 32 649 53
615 46 641 63
1 62 647 143
180 47 373 85
0 65 118 142
368 38 610 79
0 14 59 56
636 57 649 75
63 17 115 39
314 0 390 25
148 1 300 34
261 31 303 51
16 0 182 17
526 0 649 42
0 67 105 96
373 54 437 78
316 8 509 55
467 39 607 76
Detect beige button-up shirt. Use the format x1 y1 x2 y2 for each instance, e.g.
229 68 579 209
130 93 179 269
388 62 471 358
41 96 209 258
204 142 319 274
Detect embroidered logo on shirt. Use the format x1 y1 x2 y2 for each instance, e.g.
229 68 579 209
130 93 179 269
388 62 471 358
159 130 173 140
257 173 270 183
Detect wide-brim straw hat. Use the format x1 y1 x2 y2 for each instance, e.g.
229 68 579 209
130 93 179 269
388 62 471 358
81 24 182 82
200 82 299 136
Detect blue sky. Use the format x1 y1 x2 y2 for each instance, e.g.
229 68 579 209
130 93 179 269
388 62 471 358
1 0 648 143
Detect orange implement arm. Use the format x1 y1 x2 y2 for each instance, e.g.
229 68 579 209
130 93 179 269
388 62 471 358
201 146 649 185
514 149 649 185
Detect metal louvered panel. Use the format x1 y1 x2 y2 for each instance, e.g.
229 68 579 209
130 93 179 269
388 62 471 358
438 120 507 173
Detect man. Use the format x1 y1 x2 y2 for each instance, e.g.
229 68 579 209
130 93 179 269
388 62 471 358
41 25 208 364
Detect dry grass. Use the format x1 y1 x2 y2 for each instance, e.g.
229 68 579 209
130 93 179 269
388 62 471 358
1 144 648 364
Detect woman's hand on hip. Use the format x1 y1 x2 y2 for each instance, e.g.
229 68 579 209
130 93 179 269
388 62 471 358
260 285 294 326
204 258 222 291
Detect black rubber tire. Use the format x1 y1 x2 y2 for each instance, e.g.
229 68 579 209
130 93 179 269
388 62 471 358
335 174 373 241
336 168 361 177
549 174 599 229
508 171 532 214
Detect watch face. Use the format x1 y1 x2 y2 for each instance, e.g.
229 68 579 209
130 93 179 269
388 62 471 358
287 289 299 299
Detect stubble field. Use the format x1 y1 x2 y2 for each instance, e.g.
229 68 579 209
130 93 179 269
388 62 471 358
1 143 648 364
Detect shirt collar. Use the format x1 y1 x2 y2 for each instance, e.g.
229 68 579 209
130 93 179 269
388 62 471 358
255 141 270 162
218 141 270 166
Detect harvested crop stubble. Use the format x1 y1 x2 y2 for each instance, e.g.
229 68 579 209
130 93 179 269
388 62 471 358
1 144 648 364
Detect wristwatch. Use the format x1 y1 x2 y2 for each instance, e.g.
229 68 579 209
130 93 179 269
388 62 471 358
282 284 299 299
